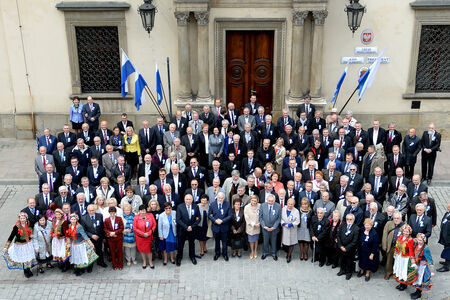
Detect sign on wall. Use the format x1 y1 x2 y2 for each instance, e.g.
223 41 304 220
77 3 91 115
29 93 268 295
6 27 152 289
367 56 390 64
361 29 374 45
355 47 378 54
341 57 365 64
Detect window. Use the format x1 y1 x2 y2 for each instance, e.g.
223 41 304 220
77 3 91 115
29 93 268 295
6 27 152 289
76 26 121 93
415 25 450 93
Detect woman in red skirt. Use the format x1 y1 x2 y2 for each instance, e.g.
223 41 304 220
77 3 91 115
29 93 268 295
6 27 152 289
133 204 156 269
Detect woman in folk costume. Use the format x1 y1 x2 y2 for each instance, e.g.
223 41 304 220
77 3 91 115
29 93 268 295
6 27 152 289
32 215 54 274
66 213 98 276
410 233 434 299
2 212 38 278
393 224 418 291
50 208 70 271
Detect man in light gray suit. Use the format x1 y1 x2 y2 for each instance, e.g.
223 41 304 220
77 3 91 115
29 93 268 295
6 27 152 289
188 112 204 135
101 144 120 180
260 194 281 260
163 123 180 154
35 146 55 177
237 107 256 132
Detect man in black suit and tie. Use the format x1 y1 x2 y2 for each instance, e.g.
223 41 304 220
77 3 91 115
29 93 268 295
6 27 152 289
367 120 386 147
332 176 351 204
254 106 267 127
296 126 310 156
199 106 216 132
117 113 134 135
90 137 106 164
152 117 169 148
185 158 207 189
334 128 352 151
154 168 175 195
240 150 259 178
256 139 275 167
35 184 57 213
224 102 240 133
389 168 410 195
53 142 69 182
362 145 376 181
321 128 333 150
138 120 156 159
86 157 106 187
183 179 204 204
158 185 180 211
76 177 97 205
209 192 232 261
167 164 188 198
408 203 432 239
384 123 402 154
299 182 319 207
80 204 108 271
135 177 150 202
244 94 262 116
368 167 388 203
364 202 387 238
351 122 369 150
346 165 364 193
276 109 295 136
346 142 366 173
421 123 441 184
227 135 245 163
258 115 278 145
65 156 85 186
308 111 326 134
138 154 159 185
95 121 113 146
111 156 132 185
181 126 199 165
21 197 41 227
402 128 422 179
113 175 130 200
296 95 315 119
386 145 405 177
207 160 227 187
82 96 101 131
39 163 60 193
54 186 74 208
71 193 88 218
77 123 95 146
171 110 188 136
282 159 301 186
176 194 200 266
406 175 428 200
302 161 317 183
57 124 77 150
240 123 258 152
337 213 360 280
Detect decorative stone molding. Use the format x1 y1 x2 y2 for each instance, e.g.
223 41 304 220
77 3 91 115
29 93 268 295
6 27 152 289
174 11 190 26
194 11 210 26
312 10 328 25
292 10 309 26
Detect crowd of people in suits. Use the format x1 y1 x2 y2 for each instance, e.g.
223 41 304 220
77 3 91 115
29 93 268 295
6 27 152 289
3 94 450 299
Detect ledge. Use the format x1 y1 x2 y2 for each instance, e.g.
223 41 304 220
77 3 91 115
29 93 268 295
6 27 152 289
410 0 450 9
69 93 133 100
56 1 131 11
402 92 450 99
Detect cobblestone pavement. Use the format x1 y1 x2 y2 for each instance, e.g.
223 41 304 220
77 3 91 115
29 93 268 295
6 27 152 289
0 185 448 299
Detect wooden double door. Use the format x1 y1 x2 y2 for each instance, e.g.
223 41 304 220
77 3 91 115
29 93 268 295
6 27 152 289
226 30 274 112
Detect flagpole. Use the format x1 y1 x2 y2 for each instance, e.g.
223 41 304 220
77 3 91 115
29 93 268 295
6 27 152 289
338 85 359 115
332 89 341 109
166 57 173 120
144 85 167 122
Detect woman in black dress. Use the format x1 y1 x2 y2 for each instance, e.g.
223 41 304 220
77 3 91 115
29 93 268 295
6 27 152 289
230 198 246 257
196 194 210 256
358 218 379 281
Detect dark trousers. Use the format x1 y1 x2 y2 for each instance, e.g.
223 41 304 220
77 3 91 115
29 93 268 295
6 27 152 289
405 164 415 179
339 249 355 274
311 242 326 263
107 237 123 269
91 238 105 264
213 230 228 256
421 153 436 180
177 229 196 260
326 246 340 266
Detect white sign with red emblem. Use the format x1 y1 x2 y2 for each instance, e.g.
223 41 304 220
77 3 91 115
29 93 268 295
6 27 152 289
361 29 374 45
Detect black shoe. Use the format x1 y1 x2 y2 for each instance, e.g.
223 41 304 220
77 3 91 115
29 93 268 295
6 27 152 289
437 266 449 272
273 256 278 261
357 271 364 278
97 262 107 268
345 273 352 280
326 262 332 266
176 259 181 267
410 290 421 299
337 270 345 276
396 284 403 290
24 270 33 278
46 263 54 269
214 255 219 261
365 275 370 282
191 258 197 265
261 254 267 260
163 262 167 266
142 265 147 269
332 264 338 269
150 265 155 269
319 261 325 267
287 256 291 263
39 267 45 274
398 284 407 291
75 270 82 276
86 267 92 273
427 179 431 185
223 255 229 261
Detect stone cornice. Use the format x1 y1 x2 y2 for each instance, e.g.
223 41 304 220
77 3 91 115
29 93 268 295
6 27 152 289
292 10 309 26
56 1 130 11
174 11 190 26
312 10 328 25
194 11 210 26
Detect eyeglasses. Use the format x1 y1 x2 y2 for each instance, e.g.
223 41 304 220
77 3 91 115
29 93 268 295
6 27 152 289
350 169 356 171
351 202 358 204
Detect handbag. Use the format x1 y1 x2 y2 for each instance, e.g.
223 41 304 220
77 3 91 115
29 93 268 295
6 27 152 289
231 236 244 250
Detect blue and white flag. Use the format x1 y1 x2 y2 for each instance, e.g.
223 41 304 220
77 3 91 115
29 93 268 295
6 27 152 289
358 48 386 102
155 60 163 105
331 63 349 103
134 68 148 111
121 49 135 97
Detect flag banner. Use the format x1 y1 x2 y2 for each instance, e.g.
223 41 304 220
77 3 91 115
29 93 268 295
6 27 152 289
331 63 349 103
155 60 163 105
121 49 135 98
358 48 386 102
134 69 148 111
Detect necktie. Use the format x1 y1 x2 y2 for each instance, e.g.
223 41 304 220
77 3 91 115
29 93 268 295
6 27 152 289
110 154 113 162
340 137 343 147
291 169 294 177
104 131 107 144
43 156 46 167
230 111 234 125
193 190 196 201
195 121 198 132
120 166 123 175
375 177 379 193
307 192 311 200
49 174 53 192
161 179 165 192
193 168 197 177
249 159 252 169
345 163 349 173
234 144 238 155
141 186 144 196
188 205 191 218
80 205 84 214
219 203 222 210
91 216 94 221
60 151 64 161
74 167 77 175
159 126 163 136
280 199 284 208
30 208 35 215
394 155 398 166
266 125 270 135
396 178 400 189
356 131 360 140
68 185 71 195
97 146 100 152
46 136 49 145
269 205 272 214
168 195 171 204
355 151 358 160
120 186 123 197
306 104 309 113
90 104 93 111
45 195 49 207
145 129 149 143
310 171 313 181
347 225 351 231
217 107 220 115
296 182 299 190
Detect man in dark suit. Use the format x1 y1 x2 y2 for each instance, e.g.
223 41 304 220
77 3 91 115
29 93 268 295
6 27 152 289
207 160 227 187
222 153 241 177
82 96 101 131
90 137 106 163
208 192 232 261
185 157 207 189
256 139 275 167
112 175 130 200
308 111 326 134
346 165 364 194
86 157 106 187
351 123 369 150
299 182 319 207
183 179 204 204
339 153 356 175
408 203 432 239
38 128 57 154
280 125 299 154
302 161 317 183
53 142 70 182
276 109 295 136
240 150 259 178
406 175 428 200
76 177 97 204
167 164 187 197
35 183 57 213
181 127 199 165
346 142 366 173
295 112 310 133
329 140 345 162
57 124 77 150
71 193 88 218
296 95 315 119
199 106 216 132
337 212 360 280
386 145 405 177
77 123 95 146
259 182 279 204
152 117 169 148
134 177 150 202
362 145 376 181
244 94 261 116
332 176 351 204
389 168 410 195
153 168 174 195
364 202 387 238
116 113 134 135
282 159 302 186
138 154 159 185
39 163 60 193
368 167 388 203
402 128 422 179
224 102 240 133
282 149 302 170
421 123 441 184
257 115 278 146
111 156 132 185
367 120 386 147
334 128 352 151
95 121 113 146
171 110 188 136
138 120 156 159
384 123 402 154
227 135 245 162
21 197 41 227
340 119 355 137
80 204 108 271
321 128 333 149
54 186 74 207
254 106 266 127
158 185 180 210
176 194 200 266
323 161 342 193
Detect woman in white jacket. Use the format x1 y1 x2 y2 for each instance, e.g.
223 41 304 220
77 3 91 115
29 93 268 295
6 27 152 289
158 203 178 265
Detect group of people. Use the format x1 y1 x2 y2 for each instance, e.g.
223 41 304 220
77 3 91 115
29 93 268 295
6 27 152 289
3 94 449 299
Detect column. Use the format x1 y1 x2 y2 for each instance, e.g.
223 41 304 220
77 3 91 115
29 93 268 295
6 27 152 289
174 11 192 100
310 10 328 98
289 10 309 100
194 11 211 101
